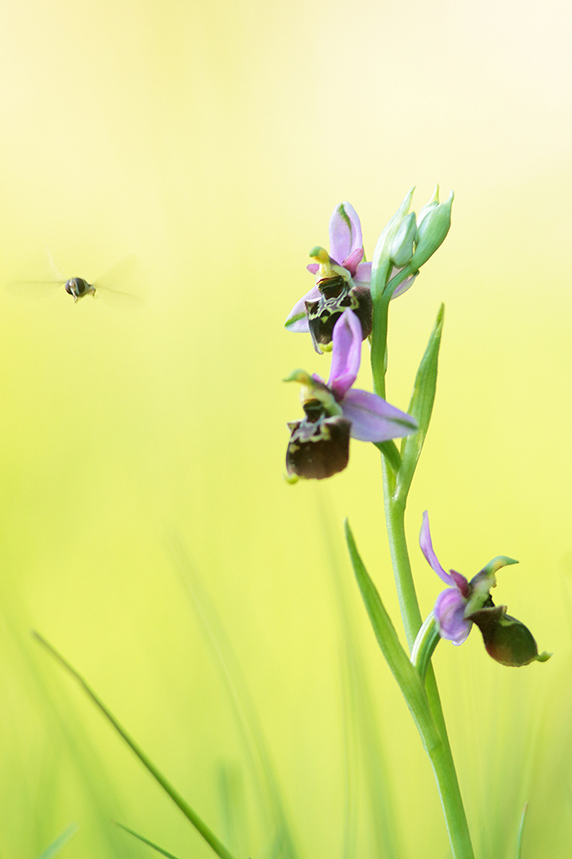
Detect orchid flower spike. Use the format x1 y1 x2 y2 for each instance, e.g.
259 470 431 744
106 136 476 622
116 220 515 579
420 511 551 666
284 311 417 480
284 199 426 351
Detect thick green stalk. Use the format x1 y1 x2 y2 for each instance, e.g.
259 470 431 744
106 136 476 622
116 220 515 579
428 738 476 859
382 485 420 650
381 482 474 859
370 306 473 854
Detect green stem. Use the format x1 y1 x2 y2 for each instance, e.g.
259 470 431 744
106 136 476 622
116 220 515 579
382 484 421 650
370 296 390 399
428 740 476 859
369 226 473 857
381 489 474 859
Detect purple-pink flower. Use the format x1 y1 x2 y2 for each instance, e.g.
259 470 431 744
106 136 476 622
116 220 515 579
285 203 372 334
285 311 417 480
284 202 417 351
420 511 479 644
419 511 550 666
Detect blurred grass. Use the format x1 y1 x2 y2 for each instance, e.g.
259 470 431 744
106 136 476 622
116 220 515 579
0 0 572 857
36 824 78 859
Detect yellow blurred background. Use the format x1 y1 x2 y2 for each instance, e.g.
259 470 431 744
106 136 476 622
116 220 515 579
0 0 571 856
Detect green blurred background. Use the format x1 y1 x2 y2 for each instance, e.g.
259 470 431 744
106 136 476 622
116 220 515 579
0 0 571 856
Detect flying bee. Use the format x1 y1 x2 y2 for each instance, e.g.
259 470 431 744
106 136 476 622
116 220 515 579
7 251 144 308
63 277 96 303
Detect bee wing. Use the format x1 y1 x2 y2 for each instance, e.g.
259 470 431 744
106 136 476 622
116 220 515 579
6 279 65 298
46 247 67 281
93 255 145 309
94 285 144 309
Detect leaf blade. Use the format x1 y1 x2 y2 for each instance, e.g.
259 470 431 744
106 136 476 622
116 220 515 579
33 632 238 859
396 304 444 502
116 822 182 859
344 520 439 751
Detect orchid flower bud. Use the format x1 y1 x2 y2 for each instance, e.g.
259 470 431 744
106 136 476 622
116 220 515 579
409 187 454 271
389 212 417 268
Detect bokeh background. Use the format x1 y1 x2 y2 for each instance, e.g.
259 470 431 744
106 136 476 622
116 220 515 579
0 0 571 856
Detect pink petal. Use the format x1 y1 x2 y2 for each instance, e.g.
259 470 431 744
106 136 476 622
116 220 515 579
328 310 362 399
340 389 418 442
354 261 372 285
329 202 362 264
285 286 320 332
450 570 470 598
419 511 455 585
390 272 418 299
341 247 364 277
434 588 472 645
307 263 319 274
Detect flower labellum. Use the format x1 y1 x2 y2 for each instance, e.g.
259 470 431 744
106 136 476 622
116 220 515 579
467 605 551 667
285 312 417 480
286 392 352 480
420 511 551 666
304 248 372 354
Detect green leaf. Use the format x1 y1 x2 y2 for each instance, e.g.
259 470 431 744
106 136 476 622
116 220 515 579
515 802 528 859
33 632 238 859
344 521 439 752
396 304 444 502
36 824 78 859
374 439 401 474
116 822 182 859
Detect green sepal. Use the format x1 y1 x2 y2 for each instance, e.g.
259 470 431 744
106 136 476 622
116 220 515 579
480 555 519 577
284 310 306 330
344 520 440 751
395 305 444 503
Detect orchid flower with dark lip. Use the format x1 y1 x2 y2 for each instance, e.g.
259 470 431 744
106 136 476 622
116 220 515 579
284 202 417 351
285 311 417 480
420 511 551 665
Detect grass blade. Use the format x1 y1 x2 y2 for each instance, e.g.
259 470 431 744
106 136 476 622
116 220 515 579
33 632 238 859
169 536 298 859
217 763 249 857
0 593 140 858
116 822 182 859
515 802 528 859
36 824 78 859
